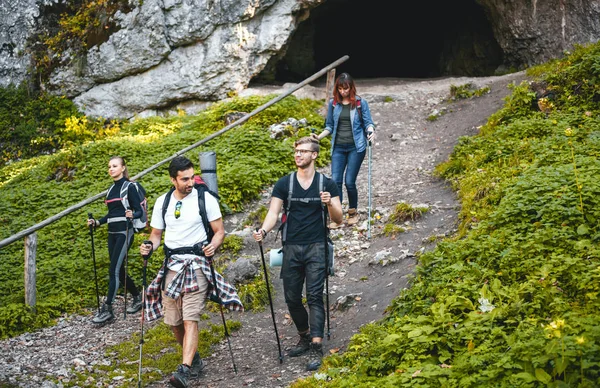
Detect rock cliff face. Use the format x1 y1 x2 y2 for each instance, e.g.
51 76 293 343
480 0 600 68
0 0 598 119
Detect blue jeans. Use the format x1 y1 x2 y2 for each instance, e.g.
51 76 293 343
281 243 327 339
331 143 366 209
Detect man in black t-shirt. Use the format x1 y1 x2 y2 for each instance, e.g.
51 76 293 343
253 137 343 371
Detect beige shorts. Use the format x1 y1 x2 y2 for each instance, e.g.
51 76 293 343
162 269 209 326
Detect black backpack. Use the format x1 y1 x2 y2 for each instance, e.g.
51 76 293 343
160 176 220 242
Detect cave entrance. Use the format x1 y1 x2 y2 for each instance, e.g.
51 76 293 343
254 0 503 84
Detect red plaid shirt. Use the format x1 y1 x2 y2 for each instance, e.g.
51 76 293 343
144 254 244 322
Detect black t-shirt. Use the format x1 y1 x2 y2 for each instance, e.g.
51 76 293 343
272 172 340 245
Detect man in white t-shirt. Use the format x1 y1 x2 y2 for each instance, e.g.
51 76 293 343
140 156 242 388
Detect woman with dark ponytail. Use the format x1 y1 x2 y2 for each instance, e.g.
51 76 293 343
86 156 143 324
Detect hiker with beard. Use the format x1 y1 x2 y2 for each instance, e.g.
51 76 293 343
253 137 343 371
140 156 243 388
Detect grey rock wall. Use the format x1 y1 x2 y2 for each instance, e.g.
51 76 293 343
0 0 39 88
0 0 599 119
479 0 600 67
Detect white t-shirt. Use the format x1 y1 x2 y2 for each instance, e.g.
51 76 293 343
150 188 221 271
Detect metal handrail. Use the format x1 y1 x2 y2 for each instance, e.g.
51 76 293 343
0 55 349 249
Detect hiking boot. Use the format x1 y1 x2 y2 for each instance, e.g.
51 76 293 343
126 294 143 314
169 364 191 388
92 303 114 324
328 221 342 229
288 332 311 357
190 352 205 379
306 342 324 371
347 208 359 225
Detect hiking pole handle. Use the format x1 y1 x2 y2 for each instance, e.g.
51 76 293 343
87 212 95 231
255 228 265 247
141 240 153 261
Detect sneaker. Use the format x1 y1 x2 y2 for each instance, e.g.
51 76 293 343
328 221 342 229
92 303 113 324
306 342 324 371
347 208 359 225
169 364 191 388
288 332 311 357
126 294 143 314
190 352 205 379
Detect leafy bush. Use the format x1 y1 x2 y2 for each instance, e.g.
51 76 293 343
0 85 81 164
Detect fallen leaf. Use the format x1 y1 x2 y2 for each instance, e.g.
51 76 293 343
412 369 421 377
440 363 452 368
355 296 362 301
329 347 340 354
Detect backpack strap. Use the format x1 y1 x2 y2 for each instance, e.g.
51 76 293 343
356 96 366 132
281 172 295 243
159 187 176 290
161 187 176 226
195 184 214 243
120 180 132 210
319 173 329 233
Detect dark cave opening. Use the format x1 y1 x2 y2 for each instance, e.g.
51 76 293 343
254 0 503 84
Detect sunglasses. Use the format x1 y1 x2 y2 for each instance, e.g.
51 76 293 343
175 201 182 219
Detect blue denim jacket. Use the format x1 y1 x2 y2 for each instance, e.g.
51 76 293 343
324 96 375 153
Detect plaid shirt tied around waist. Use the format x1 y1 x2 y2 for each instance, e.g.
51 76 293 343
144 254 244 322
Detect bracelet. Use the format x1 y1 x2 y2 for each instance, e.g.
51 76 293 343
261 228 267 237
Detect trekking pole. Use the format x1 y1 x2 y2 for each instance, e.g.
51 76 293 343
138 240 151 388
88 213 101 312
322 207 331 340
204 242 238 374
123 210 131 319
367 132 373 240
256 228 283 363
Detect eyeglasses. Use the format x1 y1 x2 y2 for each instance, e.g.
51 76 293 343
295 149 315 156
174 201 182 219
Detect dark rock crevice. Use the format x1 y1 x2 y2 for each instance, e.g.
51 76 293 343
254 0 503 83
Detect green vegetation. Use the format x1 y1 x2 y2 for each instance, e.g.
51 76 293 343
388 202 429 223
292 42 600 387
68 321 241 386
448 83 491 101
243 205 268 227
382 202 427 237
0 94 327 339
382 224 405 237
221 234 244 255
0 85 117 165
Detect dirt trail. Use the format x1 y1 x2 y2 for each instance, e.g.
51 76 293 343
0 72 528 388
